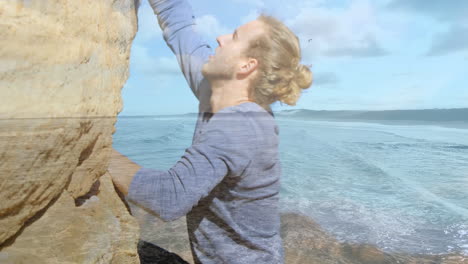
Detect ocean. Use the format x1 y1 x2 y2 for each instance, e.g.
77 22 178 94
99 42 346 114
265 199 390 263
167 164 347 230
113 115 468 257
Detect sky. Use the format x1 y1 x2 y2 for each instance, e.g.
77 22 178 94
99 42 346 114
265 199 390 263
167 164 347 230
120 0 468 116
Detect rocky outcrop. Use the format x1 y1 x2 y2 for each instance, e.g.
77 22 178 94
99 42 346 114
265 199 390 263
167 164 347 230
0 174 140 263
0 0 140 262
280 212 467 264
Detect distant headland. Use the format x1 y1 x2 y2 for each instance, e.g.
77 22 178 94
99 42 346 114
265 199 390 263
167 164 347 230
121 108 468 123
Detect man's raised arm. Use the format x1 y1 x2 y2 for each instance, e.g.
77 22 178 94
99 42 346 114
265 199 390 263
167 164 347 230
148 0 212 102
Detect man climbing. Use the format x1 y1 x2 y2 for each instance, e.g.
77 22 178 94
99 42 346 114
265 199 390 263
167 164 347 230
109 0 313 263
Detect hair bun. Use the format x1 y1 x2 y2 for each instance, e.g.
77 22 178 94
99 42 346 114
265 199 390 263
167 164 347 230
294 64 313 90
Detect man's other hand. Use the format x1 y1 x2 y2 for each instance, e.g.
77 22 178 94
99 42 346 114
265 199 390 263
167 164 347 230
108 148 141 196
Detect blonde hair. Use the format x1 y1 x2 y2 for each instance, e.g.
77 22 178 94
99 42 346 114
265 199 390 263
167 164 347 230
245 14 313 109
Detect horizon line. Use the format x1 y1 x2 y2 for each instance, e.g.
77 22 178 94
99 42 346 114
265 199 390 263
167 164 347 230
119 107 468 117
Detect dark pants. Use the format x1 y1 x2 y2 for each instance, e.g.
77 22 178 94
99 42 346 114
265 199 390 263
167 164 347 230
138 240 189 264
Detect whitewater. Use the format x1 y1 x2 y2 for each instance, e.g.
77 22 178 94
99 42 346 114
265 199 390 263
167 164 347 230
113 116 468 256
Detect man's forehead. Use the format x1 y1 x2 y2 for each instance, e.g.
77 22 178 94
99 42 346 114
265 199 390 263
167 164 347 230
238 20 264 37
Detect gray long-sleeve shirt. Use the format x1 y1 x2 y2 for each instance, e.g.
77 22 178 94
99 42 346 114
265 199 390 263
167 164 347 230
125 1 284 263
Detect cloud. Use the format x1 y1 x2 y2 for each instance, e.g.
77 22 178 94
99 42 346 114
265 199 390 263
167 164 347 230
130 45 181 76
230 0 264 7
324 35 387 57
427 25 468 56
285 0 389 59
387 0 468 56
387 0 468 22
313 72 339 86
194 14 232 41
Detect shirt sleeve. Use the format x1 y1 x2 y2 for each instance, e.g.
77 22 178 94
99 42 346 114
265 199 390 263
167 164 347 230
148 0 212 101
125 112 256 221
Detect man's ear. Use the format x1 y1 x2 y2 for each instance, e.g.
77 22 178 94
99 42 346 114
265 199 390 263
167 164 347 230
239 58 258 77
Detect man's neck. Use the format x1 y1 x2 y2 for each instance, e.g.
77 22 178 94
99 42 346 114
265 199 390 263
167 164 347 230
209 79 252 114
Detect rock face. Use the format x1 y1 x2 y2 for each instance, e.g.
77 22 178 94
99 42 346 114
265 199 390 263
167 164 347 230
0 0 140 262
0 174 140 263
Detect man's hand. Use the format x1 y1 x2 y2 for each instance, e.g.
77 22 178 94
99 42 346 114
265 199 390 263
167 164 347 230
108 148 141 196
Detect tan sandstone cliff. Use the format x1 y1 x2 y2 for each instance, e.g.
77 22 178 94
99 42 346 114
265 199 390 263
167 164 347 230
0 0 140 263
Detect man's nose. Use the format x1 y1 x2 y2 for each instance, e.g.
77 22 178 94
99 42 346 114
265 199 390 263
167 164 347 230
216 34 229 47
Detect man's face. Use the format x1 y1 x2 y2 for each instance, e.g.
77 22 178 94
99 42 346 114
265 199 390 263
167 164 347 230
202 19 265 80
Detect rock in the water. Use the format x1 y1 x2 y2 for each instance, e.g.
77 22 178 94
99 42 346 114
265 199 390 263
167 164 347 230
280 212 468 264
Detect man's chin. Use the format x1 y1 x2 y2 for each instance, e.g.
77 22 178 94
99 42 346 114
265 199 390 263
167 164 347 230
201 65 209 78
201 64 216 79
201 63 232 80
